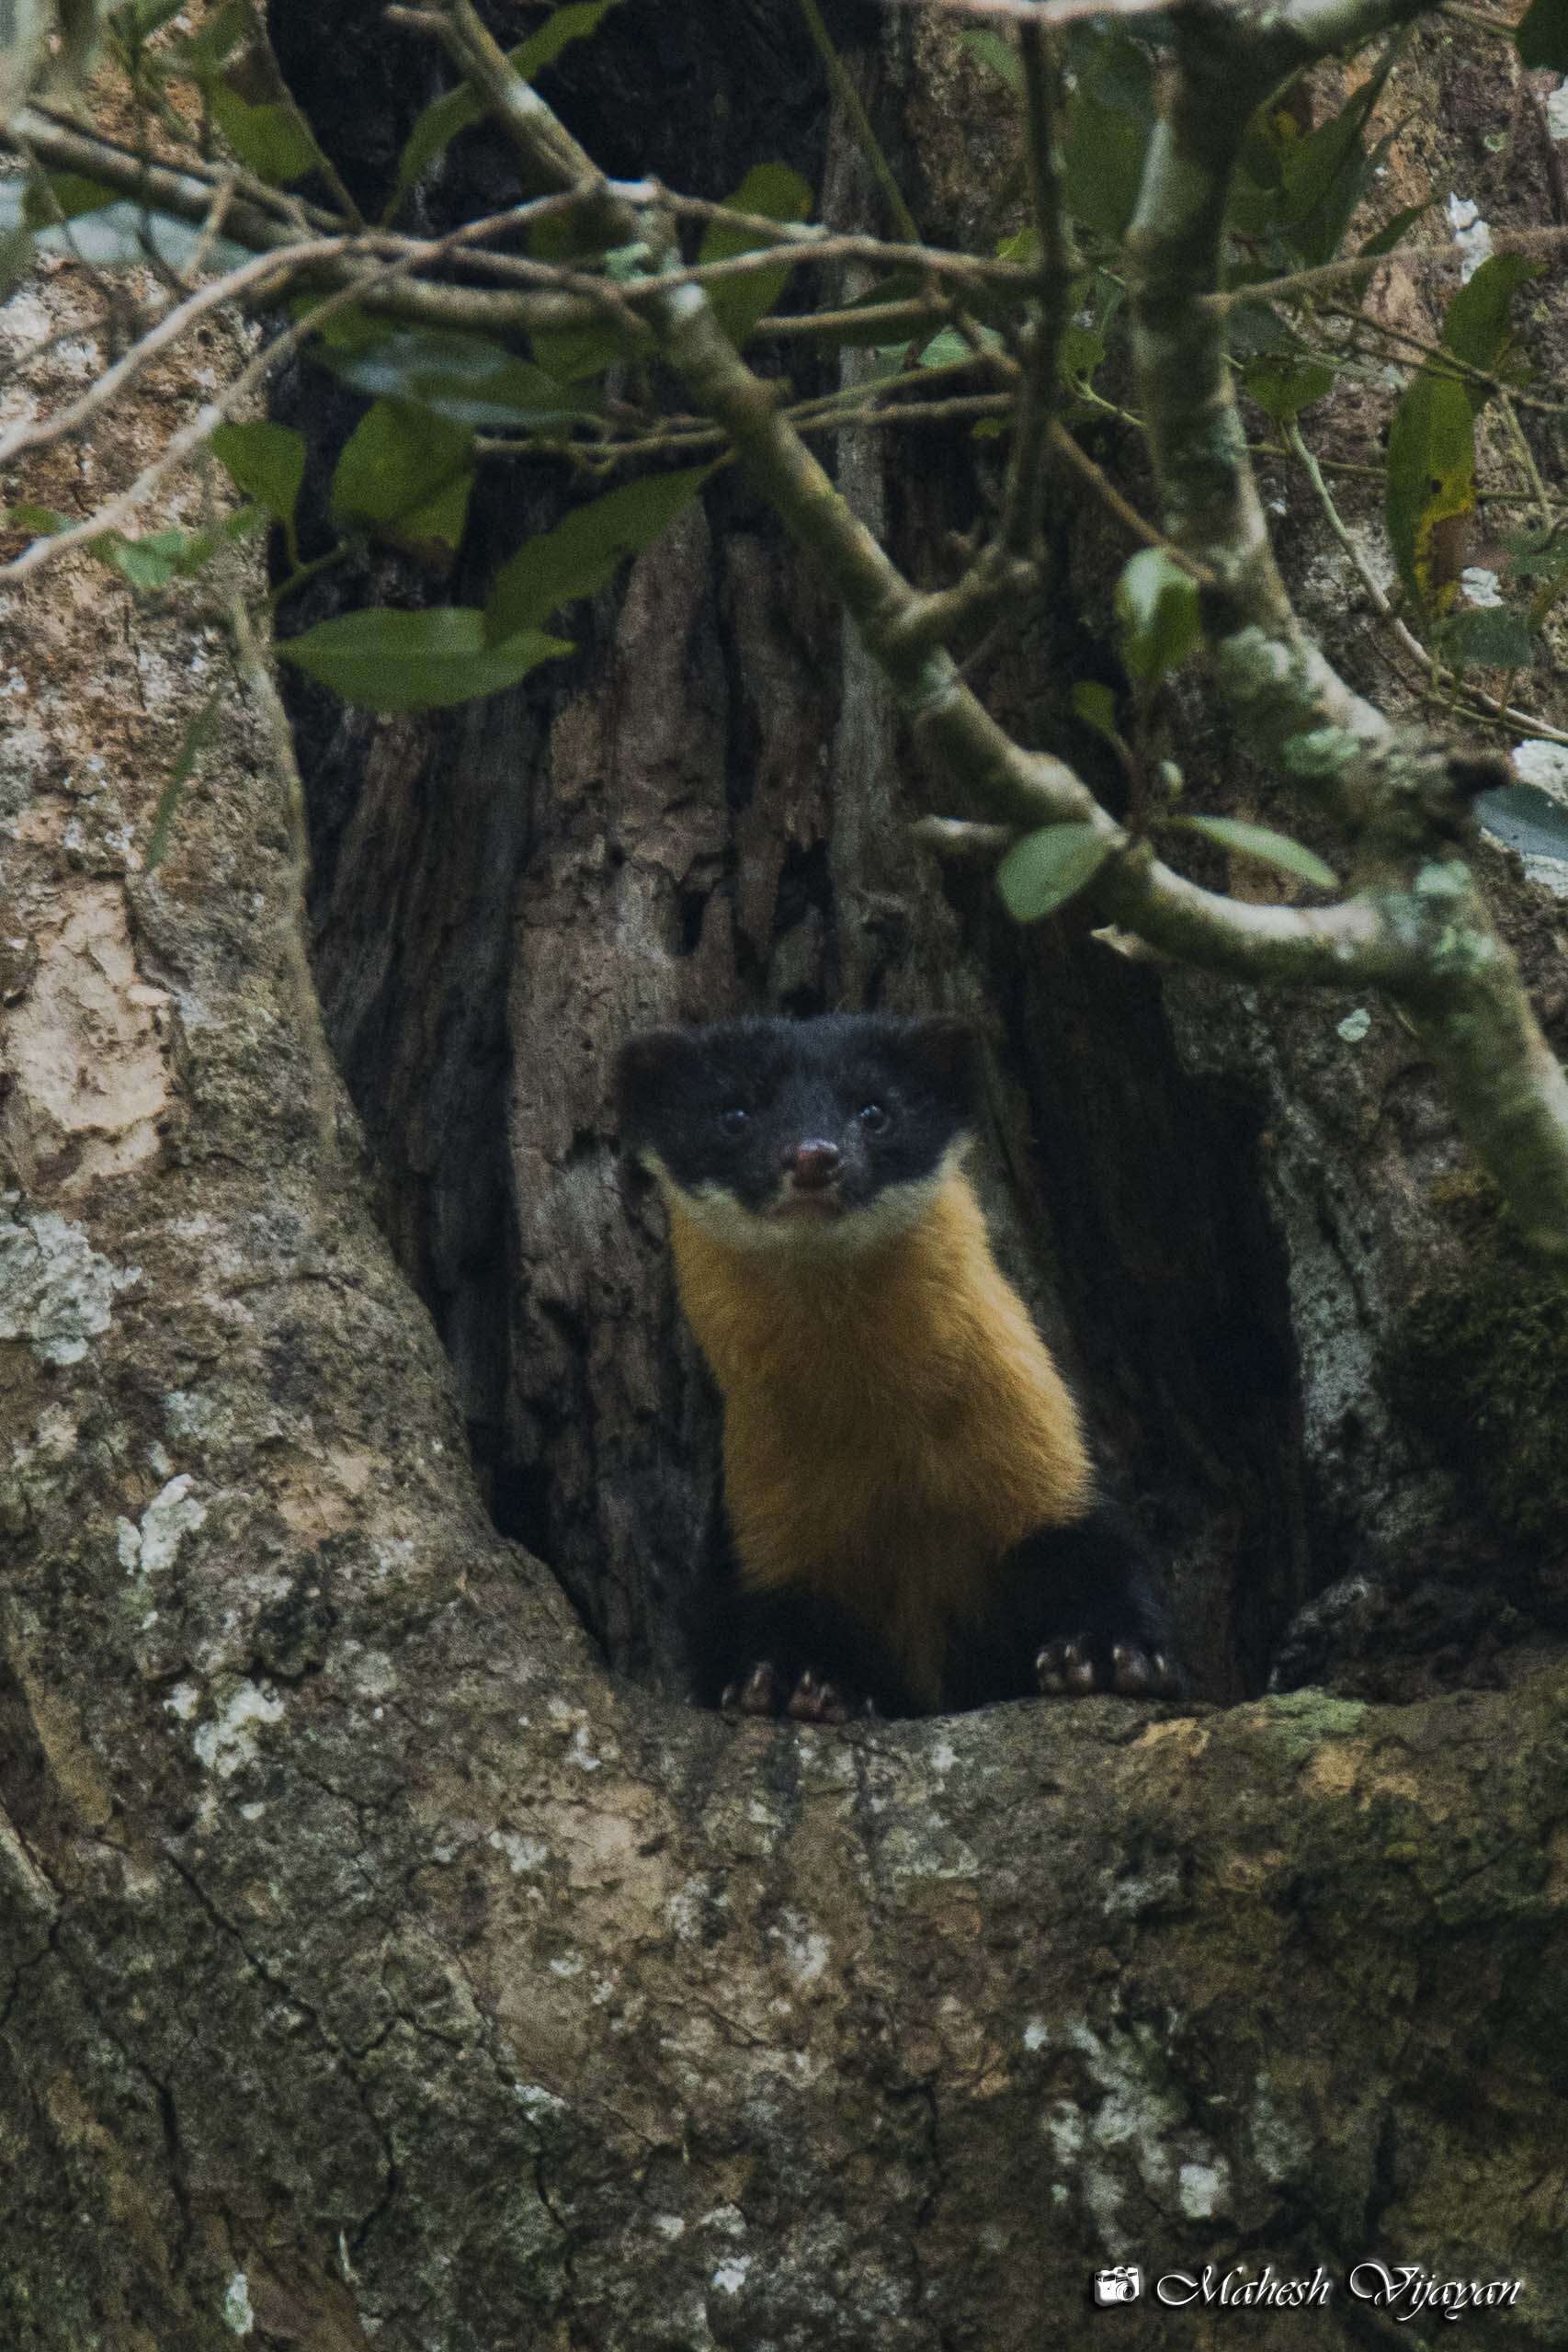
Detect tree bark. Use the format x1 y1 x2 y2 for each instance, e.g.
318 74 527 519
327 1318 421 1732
5 8 1568 2346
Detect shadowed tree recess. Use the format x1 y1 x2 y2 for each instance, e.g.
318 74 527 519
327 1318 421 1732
4 0 1568 2344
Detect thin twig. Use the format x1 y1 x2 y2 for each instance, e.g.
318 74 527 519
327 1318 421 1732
1049 422 1212 581
795 0 921 244
0 207 569 582
1285 417 1435 680
1227 224 1568 312
1001 21 1072 563
0 237 350 471
1322 301 1568 420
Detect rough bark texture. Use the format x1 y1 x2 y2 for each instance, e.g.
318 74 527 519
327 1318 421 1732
5 9 1568 2348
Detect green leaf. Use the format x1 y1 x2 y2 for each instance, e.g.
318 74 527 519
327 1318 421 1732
1277 83 1374 224
146 681 225 873
97 528 193 591
530 317 625 385
1226 298 1292 359
916 325 971 369
278 608 571 710
1062 28 1161 241
1358 197 1432 257
169 0 249 75
1229 64 1392 259
1434 607 1539 673
925 325 1000 375
1385 369 1475 613
1115 548 1202 687
330 399 475 551
699 162 814 350
288 297 382 352
319 327 600 428
0 226 34 301
515 0 623 76
389 82 483 211
112 0 189 34
23 173 119 227
996 824 1111 923
960 28 1021 88
210 421 305 533
1071 681 1121 746
208 85 321 186
1517 0 1568 69
709 269 937 358
89 512 260 591
3 505 74 535
1173 814 1337 889
1064 89 1148 240
1243 351 1335 420
1506 529 1568 586
1478 782 1568 860
1441 252 1543 410
389 0 622 213
485 467 710 640
0 183 250 272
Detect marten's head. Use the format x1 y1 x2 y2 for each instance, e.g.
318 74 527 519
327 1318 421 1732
617 1013 981 1255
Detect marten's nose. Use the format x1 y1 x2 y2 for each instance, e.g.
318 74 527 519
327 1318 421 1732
786 1140 841 1190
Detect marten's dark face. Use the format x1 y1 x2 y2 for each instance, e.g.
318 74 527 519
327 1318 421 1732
617 1014 981 1253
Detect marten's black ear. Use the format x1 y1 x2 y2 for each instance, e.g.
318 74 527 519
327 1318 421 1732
616 1028 699 1142
904 1016 982 1126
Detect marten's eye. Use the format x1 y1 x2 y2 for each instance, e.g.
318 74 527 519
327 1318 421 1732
858 1102 891 1134
718 1106 750 1139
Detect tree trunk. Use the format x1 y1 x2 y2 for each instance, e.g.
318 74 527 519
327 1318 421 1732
4 8 1568 2346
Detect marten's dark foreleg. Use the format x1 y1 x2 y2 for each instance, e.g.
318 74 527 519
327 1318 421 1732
946 1504 1184 1710
686 1546 921 1721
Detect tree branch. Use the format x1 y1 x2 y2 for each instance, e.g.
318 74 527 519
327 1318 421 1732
1124 8 1568 1248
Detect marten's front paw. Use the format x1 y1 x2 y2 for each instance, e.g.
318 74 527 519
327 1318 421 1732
719 1664 864 1725
1035 1636 1182 1699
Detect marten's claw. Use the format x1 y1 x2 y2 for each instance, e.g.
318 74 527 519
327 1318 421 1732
722 1662 784 1716
721 1663 856 1722
786 1671 850 1725
1111 1641 1151 1694
1036 1637 1097 1695
1037 1637 1184 1699
1111 1642 1185 1696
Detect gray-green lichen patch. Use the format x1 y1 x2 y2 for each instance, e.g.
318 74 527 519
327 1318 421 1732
191 1679 286 1778
1280 725 1365 784
0 1203 140 1366
1259 1687 1369 1762
1036 2016 1233 2255
221 2274 254 2336
117 1472 208 1577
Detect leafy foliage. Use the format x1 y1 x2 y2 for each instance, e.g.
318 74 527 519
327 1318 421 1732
697 165 814 350
1115 550 1201 687
278 609 570 710
1170 814 1337 889
996 824 1111 921
329 398 475 556
7 0 1561 872
485 470 710 640
1385 370 1475 617
388 0 624 214
318 329 599 430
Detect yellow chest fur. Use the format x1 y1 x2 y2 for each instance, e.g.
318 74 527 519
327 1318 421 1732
667 1175 1093 1704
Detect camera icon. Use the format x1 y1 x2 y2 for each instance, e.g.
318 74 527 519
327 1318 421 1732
1094 2266 1142 2305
